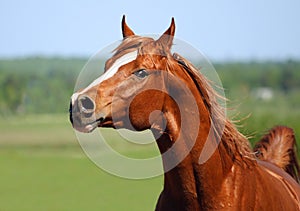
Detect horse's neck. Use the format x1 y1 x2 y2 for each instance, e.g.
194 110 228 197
155 132 200 210
155 122 235 209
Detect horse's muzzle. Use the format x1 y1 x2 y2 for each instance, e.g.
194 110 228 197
69 95 100 133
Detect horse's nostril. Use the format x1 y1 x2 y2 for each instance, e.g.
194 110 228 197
79 96 95 111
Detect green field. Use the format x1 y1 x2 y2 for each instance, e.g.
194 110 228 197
0 115 163 211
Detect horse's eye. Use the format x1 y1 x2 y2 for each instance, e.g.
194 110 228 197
133 69 149 78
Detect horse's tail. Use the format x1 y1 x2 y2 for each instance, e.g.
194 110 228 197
254 126 300 183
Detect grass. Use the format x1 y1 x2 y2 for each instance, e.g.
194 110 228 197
0 149 162 211
0 114 163 211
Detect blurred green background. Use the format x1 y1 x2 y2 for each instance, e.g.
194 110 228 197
0 57 299 210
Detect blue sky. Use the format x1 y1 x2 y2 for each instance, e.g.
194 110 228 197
1 0 300 61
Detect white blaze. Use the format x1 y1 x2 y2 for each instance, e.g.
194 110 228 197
71 50 138 104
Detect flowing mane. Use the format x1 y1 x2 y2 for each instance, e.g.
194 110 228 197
171 53 253 160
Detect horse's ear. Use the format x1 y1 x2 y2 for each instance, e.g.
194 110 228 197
122 15 135 38
156 17 175 50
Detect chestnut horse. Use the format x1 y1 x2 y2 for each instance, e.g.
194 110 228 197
70 16 300 210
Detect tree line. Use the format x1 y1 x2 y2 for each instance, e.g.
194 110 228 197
0 57 299 115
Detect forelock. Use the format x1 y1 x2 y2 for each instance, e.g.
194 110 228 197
105 36 154 71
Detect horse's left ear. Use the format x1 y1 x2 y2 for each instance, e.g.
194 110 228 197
122 15 135 38
156 18 175 50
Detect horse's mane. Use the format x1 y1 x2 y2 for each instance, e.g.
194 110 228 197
171 53 253 160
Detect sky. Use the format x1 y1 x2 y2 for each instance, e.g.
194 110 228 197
1 0 300 61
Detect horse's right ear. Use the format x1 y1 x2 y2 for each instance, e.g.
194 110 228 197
156 17 175 51
122 15 135 38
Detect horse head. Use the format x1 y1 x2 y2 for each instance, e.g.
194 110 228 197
70 16 193 135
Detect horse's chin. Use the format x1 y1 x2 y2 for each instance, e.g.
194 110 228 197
73 123 98 133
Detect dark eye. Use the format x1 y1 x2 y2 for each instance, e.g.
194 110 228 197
133 69 149 78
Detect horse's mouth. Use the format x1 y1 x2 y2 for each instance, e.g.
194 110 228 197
96 117 114 128
72 119 99 133
71 116 115 133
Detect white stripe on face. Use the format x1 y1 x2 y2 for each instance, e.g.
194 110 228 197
71 50 138 104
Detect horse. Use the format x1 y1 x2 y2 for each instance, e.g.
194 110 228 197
69 16 300 210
